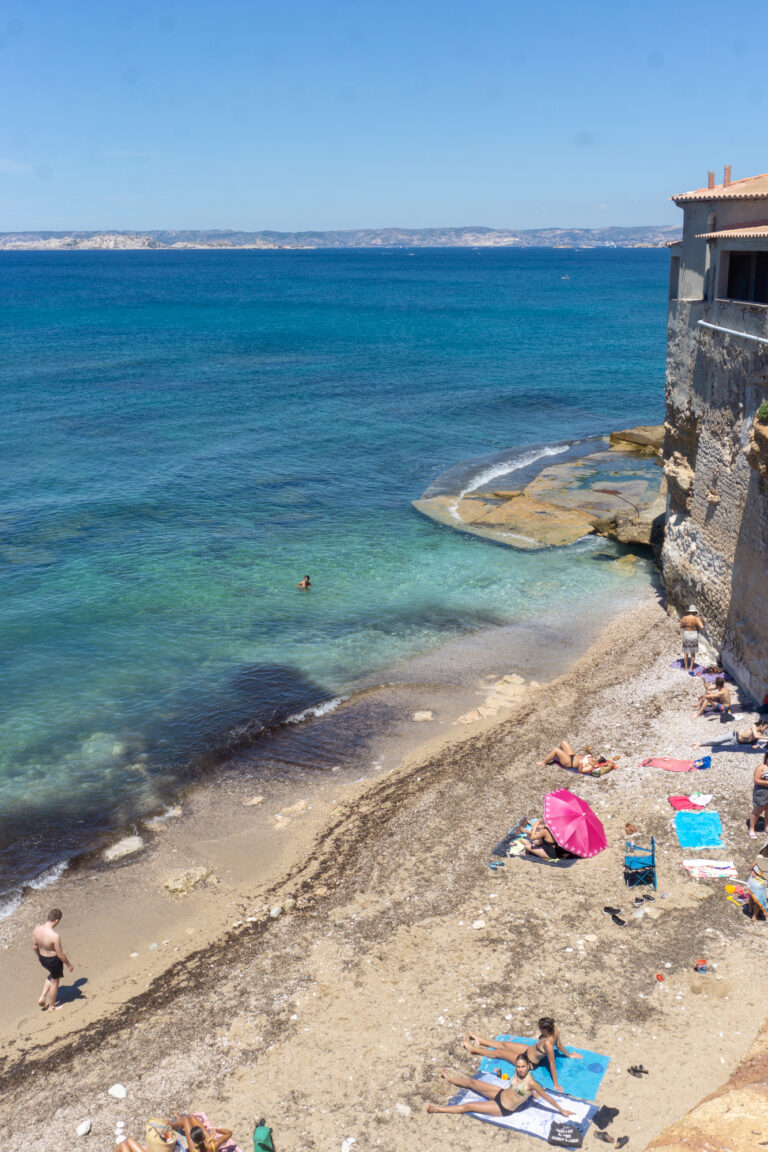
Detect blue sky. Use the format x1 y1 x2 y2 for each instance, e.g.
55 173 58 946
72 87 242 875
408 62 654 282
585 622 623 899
1 0 766 231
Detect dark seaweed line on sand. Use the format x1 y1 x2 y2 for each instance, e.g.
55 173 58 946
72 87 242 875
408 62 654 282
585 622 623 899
0 722 499 1093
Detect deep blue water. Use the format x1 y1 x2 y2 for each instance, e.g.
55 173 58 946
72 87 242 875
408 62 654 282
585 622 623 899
0 247 668 891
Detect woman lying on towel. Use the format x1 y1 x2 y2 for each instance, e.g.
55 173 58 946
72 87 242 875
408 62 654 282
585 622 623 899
537 740 617 777
425 1052 575 1118
462 1016 582 1093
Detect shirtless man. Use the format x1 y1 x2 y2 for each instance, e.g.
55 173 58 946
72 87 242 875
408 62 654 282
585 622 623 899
32 908 73 1011
693 676 732 718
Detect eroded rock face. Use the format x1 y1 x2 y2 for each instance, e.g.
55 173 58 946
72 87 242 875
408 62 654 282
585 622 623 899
644 1015 768 1152
744 419 768 484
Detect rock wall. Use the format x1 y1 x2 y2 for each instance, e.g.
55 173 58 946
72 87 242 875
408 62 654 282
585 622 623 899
661 300 768 700
644 1014 768 1152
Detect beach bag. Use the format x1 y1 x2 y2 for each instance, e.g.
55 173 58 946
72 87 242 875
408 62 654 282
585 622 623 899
253 1123 275 1152
694 755 711 771
146 1120 181 1152
548 1119 584 1148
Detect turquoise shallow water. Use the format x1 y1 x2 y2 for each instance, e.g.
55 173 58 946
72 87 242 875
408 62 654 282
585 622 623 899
1 247 667 890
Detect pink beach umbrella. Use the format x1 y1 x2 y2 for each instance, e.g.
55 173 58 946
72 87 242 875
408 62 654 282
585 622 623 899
543 788 607 858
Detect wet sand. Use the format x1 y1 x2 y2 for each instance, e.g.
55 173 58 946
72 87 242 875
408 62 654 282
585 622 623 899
2 596 767 1151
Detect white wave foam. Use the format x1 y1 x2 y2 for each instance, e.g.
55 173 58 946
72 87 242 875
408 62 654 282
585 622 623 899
28 859 70 890
459 443 569 499
0 890 22 922
0 860 70 922
285 695 348 725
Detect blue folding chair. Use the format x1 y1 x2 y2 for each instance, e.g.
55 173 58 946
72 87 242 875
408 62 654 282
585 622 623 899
624 836 656 889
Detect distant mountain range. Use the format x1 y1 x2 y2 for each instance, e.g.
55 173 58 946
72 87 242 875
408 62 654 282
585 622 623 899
0 225 681 251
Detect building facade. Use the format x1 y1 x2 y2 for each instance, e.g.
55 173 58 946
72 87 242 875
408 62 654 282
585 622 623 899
662 169 768 700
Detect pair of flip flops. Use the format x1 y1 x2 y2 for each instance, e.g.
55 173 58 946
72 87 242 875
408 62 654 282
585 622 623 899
595 1135 628 1147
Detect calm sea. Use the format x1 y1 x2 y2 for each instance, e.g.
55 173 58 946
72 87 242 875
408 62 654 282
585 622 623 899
1 246 667 898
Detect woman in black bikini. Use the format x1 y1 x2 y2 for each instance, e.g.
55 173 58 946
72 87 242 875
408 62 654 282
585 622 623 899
462 1017 582 1093
537 740 617 776
425 1052 575 1118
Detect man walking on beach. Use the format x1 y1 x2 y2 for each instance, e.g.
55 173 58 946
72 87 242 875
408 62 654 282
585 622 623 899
32 908 73 1011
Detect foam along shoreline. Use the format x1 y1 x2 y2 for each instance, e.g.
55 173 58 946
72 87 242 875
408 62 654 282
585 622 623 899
414 426 666 551
4 595 768 1152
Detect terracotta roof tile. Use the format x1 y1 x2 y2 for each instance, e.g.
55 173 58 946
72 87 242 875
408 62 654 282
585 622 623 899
673 173 768 203
697 221 768 240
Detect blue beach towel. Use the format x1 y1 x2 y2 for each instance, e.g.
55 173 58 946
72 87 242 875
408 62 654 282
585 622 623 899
674 810 724 849
450 1071 598 1141
478 1036 609 1101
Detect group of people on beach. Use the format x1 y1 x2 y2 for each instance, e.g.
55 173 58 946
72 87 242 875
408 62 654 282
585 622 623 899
425 1017 584 1122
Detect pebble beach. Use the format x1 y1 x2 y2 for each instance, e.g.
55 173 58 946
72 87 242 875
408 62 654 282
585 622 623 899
3 596 767 1150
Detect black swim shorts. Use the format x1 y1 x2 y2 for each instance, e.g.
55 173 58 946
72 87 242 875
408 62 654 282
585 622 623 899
38 953 64 980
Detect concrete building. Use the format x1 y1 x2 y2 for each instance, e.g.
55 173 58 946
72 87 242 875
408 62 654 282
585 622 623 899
662 168 768 700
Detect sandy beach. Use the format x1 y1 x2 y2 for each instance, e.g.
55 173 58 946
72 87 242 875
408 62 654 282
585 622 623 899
2 595 767 1151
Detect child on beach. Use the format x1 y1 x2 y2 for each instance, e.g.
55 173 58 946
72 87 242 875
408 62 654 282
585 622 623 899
462 1017 582 1094
425 1052 576 1118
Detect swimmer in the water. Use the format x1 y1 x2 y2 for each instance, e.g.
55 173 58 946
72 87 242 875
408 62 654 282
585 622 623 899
297 575 311 590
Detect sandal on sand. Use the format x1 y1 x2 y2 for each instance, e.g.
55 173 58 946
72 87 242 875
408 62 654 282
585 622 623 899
628 1065 648 1077
603 906 622 916
611 914 627 927
594 1134 615 1144
616 1138 629 1148
643 894 655 902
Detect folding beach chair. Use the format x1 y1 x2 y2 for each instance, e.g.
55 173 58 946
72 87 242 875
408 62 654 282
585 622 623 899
624 836 656 889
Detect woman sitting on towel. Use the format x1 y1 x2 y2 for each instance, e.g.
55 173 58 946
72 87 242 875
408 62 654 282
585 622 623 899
425 1051 575 1118
462 1017 582 1094
537 740 617 777
518 819 572 860
747 839 768 921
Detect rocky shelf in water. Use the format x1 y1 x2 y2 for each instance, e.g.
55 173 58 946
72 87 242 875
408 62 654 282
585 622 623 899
413 425 666 552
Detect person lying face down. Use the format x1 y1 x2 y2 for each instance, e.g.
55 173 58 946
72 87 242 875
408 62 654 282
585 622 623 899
693 677 731 718
537 740 618 776
425 1052 576 1119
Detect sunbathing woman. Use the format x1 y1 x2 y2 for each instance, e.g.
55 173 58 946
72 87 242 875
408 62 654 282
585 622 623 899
426 1052 575 1118
462 1016 582 1093
537 741 617 776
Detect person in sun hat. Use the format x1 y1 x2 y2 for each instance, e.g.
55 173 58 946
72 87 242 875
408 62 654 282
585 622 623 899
679 604 703 672
112 1118 183 1152
747 835 768 921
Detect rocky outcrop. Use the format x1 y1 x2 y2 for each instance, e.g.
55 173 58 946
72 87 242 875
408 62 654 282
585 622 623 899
644 1015 768 1152
744 417 768 484
609 425 665 452
414 430 665 552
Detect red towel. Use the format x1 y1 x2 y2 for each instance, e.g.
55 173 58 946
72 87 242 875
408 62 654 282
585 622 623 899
668 795 697 810
641 757 696 772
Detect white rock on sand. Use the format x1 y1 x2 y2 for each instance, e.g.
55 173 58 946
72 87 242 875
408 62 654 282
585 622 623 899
163 867 216 896
102 836 144 862
107 1083 127 1099
413 711 433 721
75 1119 91 1136
243 795 265 806
281 799 308 815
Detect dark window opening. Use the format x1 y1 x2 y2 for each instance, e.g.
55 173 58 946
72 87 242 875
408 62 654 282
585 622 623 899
726 250 768 304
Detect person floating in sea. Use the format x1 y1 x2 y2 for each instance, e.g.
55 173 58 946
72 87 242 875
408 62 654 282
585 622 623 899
537 740 618 777
32 908 73 1012
297 575 311 590
679 604 704 672
425 1052 575 1118
693 676 732 718
461 1016 582 1094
